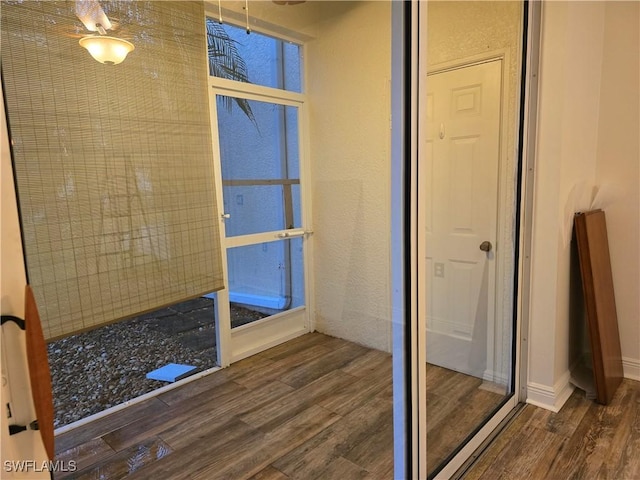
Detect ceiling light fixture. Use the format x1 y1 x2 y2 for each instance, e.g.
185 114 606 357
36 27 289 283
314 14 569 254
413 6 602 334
79 35 134 65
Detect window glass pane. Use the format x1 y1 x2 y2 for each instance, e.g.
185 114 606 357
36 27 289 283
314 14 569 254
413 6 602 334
217 96 301 236
227 238 305 328
223 185 293 236
206 18 302 93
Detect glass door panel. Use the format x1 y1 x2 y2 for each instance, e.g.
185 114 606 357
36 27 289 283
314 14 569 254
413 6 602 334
421 1 525 477
214 91 308 357
227 237 305 327
207 19 302 93
217 96 301 237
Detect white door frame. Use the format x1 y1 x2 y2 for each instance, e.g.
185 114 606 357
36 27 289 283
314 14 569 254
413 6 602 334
207 81 313 367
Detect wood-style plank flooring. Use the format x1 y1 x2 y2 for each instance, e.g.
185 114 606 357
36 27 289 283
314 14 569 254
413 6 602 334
55 333 394 479
426 364 503 473
54 332 639 479
464 378 640 480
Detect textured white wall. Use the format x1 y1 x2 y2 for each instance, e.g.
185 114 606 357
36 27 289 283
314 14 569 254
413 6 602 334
595 2 640 380
529 1 606 409
307 2 393 352
527 1 640 409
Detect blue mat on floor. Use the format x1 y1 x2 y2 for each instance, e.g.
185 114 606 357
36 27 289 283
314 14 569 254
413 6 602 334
146 363 196 382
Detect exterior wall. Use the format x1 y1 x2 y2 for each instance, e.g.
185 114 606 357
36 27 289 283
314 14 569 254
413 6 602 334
307 2 393 352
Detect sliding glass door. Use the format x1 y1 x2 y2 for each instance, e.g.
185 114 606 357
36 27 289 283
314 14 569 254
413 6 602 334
416 1 536 477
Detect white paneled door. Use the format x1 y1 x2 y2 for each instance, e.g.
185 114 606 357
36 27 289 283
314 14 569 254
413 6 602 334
424 60 502 379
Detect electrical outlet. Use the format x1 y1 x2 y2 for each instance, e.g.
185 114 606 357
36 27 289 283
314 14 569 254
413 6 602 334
434 262 445 278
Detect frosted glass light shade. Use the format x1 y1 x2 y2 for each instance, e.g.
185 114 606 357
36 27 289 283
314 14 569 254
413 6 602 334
79 36 134 65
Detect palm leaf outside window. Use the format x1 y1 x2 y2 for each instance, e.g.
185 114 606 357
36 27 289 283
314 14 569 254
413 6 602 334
206 19 256 126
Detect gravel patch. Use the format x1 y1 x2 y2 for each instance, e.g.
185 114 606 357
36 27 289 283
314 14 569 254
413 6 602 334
48 297 266 428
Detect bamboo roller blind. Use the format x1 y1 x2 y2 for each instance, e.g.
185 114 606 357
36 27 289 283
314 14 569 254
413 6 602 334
2 1 224 340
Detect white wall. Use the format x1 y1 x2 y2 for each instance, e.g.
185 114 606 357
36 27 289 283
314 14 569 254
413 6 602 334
528 1 639 411
595 1 640 380
528 1 604 410
307 2 393 352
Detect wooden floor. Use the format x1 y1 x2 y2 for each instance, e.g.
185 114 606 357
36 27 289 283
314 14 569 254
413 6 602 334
464 378 640 480
54 332 639 479
55 333 394 479
426 364 503 474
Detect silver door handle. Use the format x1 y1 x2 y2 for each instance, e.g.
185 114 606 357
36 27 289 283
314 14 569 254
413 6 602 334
276 230 312 239
479 241 492 252
277 230 305 239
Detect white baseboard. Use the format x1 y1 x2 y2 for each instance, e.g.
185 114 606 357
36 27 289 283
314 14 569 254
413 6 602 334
526 358 639 413
526 369 575 413
623 356 640 381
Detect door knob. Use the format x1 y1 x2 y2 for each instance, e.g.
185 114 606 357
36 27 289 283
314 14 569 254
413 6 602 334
479 241 492 252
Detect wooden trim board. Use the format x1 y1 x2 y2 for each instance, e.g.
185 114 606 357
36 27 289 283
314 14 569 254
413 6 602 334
25 285 55 459
574 210 623 405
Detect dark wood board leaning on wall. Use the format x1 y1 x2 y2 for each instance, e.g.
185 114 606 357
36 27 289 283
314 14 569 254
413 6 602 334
574 209 623 405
